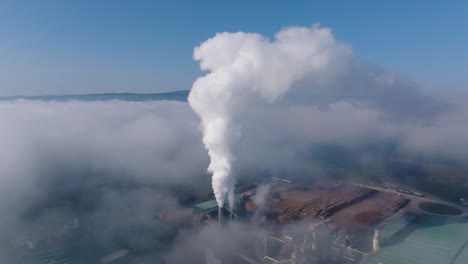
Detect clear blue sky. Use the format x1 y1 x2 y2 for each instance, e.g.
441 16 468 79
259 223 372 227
0 0 467 96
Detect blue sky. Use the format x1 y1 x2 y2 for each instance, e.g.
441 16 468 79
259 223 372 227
0 0 466 96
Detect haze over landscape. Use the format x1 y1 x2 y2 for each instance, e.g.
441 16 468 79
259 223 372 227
1 1 468 264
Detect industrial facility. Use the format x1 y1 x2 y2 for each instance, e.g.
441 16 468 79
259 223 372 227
181 178 468 264
8 178 468 264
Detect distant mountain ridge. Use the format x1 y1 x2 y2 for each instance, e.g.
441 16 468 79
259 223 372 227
0 90 190 102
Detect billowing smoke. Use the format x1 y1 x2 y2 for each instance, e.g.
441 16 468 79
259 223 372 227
188 24 352 208
253 184 270 210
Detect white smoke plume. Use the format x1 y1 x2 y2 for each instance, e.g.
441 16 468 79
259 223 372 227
253 184 270 211
188 24 352 208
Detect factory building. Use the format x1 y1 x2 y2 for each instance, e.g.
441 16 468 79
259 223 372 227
192 195 243 228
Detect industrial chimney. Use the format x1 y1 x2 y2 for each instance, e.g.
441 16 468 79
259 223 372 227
218 207 222 224
373 229 381 252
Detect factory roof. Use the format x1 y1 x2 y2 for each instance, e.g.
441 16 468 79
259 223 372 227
367 214 468 264
193 200 219 214
193 195 241 215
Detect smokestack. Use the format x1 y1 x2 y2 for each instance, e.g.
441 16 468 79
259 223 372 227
218 206 222 224
373 229 380 252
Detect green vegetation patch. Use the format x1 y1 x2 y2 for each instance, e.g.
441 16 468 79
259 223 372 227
418 202 462 215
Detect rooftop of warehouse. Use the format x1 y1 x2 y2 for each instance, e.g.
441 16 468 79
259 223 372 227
367 214 468 264
193 195 241 214
194 200 219 211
